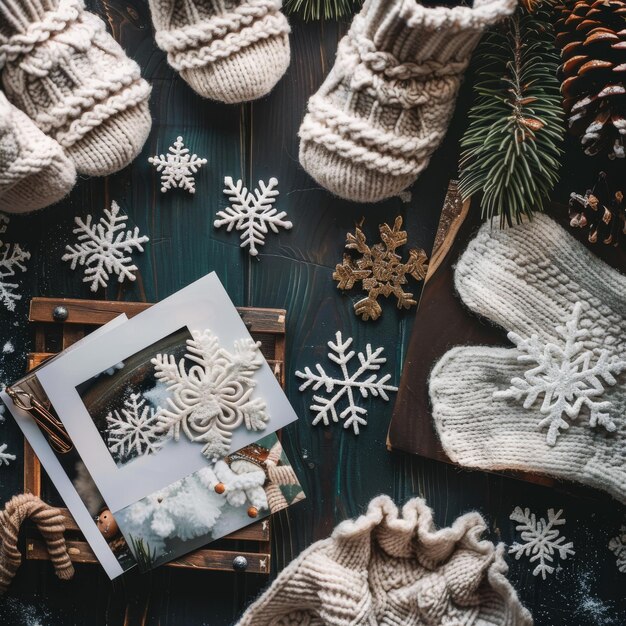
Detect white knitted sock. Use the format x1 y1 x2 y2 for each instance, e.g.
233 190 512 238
0 91 76 213
429 214 626 503
149 0 290 104
298 0 516 203
0 0 152 176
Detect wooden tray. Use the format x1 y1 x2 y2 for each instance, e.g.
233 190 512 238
23 297 287 574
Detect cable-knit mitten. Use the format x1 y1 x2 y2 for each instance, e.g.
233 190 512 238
149 0 290 103
298 0 516 203
0 91 75 213
0 0 152 176
429 215 626 503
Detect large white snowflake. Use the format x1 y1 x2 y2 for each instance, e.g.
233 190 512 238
62 201 149 292
214 177 292 256
148 136 207 194
493 302 626 446
152 329 269 461
106 393 165 463
609 525 626 573
509 507 575 579
0 214 30 312
295 331 398 435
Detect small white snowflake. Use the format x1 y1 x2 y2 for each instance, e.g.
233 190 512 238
148 136 207 194
214 177 292 256
295 331 398 435
609 525 626 573
152 329 269 461
494 302 626 446
0 215 30 312
62 201 149 292
0 443 15 466
509 506 575 579
106 393 165 463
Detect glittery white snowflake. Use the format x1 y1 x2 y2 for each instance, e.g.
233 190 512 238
0 443 15 466
148 136 207 194
152 329 269 461
509 507 575 579
205 458 268 511
609 525 626 573
0 215 30 312
295 331 398 435
106 393 165 463
214 177 292 256
493 302 626 446
62 201 149 292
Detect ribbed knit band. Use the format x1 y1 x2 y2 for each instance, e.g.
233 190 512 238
430 215 626 503
0 0 59 36
236 496 532 626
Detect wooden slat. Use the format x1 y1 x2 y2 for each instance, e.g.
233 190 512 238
27 540 271 574
23 440 41 497
29 298 286 334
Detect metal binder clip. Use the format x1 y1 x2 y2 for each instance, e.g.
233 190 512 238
6 387 73 454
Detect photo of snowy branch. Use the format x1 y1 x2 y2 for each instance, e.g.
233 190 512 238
114 435 305 571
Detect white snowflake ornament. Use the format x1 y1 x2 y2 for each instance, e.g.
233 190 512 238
0 215 30 312
214 177 292 256
106 393 165 463
509 507 575 579
296 331 398 435
148 136 207 194
0 443 15 466
609 525 626 573
152 329 269 461
62 201 149 292
494 302 626 446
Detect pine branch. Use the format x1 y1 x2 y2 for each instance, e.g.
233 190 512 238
284 0 361 21
458 4 565 226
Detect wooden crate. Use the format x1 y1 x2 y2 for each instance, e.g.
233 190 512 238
23 297 287 575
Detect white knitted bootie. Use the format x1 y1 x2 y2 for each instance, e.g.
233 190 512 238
298 0 516 203
0 0 152 176
429 215 626 503
0 91 76 213
149 0 290 104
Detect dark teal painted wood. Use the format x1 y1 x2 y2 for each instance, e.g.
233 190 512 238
0 2 624 625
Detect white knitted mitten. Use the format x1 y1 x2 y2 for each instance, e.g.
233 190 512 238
0 0 152 176
298 0 516 203
0 91 75 213
236 495 532 625
429 215 626 503
149 0 290 103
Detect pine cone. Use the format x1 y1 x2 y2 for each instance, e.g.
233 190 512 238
555 0 626 159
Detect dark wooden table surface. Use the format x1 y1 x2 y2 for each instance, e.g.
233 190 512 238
0 2 624 624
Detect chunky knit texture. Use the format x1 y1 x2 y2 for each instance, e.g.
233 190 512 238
0 493 74 594
0 90 75 212
0 0 152 176
149 0 290 103
298 0 517 203
429 215 626 503
237 495 532 626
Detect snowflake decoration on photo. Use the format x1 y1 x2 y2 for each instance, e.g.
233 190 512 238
333 216 428 321
152 329 269 461
509 507 575 579
0 214 30 312
609 525 626 573
62 201 149 292
148 136 207 194
106 393 165 463
295 331 397 434
214 177 292 256
494 302 626 446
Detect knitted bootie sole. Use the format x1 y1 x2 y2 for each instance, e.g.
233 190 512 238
299 141 416 203
179 33 290 103
64 102 152 176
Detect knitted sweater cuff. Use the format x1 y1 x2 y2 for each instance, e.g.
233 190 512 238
0 0 65 36
354 0 517 70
